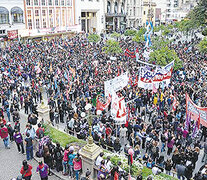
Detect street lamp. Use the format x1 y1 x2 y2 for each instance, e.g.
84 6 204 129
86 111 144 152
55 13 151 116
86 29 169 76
81 104 102 146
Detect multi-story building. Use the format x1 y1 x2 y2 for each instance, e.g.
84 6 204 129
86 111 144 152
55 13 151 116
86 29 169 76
154 0 198 24
105 0 127 33
126 0 142 28
75 0 105 34
142 0 156 27
24 0 76 34
0 0 25 39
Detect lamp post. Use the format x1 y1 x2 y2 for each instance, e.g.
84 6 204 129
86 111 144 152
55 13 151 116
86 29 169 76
79 104 103 178
81 104 102 146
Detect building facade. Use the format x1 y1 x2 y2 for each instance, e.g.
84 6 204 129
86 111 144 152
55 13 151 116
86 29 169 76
24 0 76 34
0 0 25 38
105 0 127 33
126 0 142 28
142 0 156 27
75 0 105 34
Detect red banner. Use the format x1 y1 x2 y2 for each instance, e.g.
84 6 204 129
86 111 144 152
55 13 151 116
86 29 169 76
96 95 112 111
186 93 207 127
7 30 18 39
125 48 136 58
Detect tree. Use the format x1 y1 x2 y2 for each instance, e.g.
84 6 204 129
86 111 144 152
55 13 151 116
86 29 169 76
202 28 207 36
102 40 122 55
149 46 182 70
88 34 100 43
197 37 207 54
111 32 121 40
162 28 171 36
124 29 137 36
151 37 173 51
132 34 144 43
187 0 207 28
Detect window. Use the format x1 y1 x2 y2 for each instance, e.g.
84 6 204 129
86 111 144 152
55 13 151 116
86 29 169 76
121 3 124 14
0 30 6 34
26 0 31 6
61 0 64 5
62 9 65 26
42 9 46 16
114 2 118 13
35 10 39 16
134 7 135 16
49 9 53 27
107 1 111 13
144 11 145 15
27 10 32 18
55 0 59 5
48 0 53 5
34 0 38 5
56 9 59 26
28 19 32 29
43 18 46 28
36 19 40 28
11 7 24 23
42 0 46 5
0 7 9 24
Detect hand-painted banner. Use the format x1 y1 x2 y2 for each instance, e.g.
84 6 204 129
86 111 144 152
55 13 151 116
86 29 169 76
138 61 174 90
96 95 112 111
111 92 126 124
104 72 128 97
186 93 207 127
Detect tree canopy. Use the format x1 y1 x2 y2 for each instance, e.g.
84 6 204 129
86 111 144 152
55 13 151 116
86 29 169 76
102 40 122 55
197 37 207 54
88 34 100 43
149 46 182 71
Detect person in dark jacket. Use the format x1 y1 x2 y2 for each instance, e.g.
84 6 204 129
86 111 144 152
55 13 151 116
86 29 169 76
184 163 193 180
164 159 172 175
53 143 63 172
113 138 121 153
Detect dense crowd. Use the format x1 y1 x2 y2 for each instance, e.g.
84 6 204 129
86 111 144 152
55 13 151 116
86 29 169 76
0 30 207 180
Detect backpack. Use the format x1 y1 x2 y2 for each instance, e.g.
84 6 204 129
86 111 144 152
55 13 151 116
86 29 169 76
38 128 44 139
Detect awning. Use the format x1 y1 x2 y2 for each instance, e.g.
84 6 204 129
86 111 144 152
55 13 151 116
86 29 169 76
11 7 23 14
0 7 9 14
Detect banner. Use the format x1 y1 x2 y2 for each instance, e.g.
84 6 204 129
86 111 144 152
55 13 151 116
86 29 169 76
186 93 207 127
138 61 174 90
96 95 112 111
111 93 126 124
104 72 128 97
125 48 136 58
7 30 18 39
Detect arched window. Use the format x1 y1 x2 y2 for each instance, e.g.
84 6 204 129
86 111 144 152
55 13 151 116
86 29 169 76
107 1 111 13
11 7 23 23
0 7 9 24
121 3 124 14
114 2 118 14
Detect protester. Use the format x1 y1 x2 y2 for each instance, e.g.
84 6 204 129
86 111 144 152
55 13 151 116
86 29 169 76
0 123 10 149
36 161 49 180
20 160 32 180
13 129 25 154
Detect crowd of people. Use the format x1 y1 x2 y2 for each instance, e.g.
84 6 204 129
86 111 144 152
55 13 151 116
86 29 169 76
0 27 207 180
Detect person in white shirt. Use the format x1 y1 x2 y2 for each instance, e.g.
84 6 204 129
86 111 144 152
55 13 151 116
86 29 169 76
105 156 112 172
95 152 104 166
120 125 127 143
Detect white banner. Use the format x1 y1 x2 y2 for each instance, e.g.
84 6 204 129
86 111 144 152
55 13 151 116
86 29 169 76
111 93 126 124
138 61 174 90
104 72 128 97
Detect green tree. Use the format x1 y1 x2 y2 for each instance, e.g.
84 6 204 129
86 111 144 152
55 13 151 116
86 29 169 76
110 32 121 40
124 29 137 36
197 37 207 54
151 37 173 50
149 46 182 70
202 28 207 36
162 28 171 36
88 34 100 43
102 40 122 55
187 0 207 28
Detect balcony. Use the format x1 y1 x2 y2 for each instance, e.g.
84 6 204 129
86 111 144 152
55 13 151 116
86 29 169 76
105 13 126 17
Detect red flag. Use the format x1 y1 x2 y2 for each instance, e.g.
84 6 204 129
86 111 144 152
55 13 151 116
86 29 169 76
117 67 120 77
198 113 201 129
108 64 111 74
172 95 178 111
32 80 34 88
129 74 133 85
95 67 98 76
